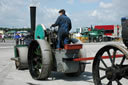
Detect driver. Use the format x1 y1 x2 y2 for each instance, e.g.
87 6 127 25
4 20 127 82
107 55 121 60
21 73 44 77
50 9 72 49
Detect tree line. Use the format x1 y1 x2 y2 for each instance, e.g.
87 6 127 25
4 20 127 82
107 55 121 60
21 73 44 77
0 27 31 32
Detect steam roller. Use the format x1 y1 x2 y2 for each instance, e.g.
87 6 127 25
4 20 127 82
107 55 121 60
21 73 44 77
10 6 128 84
27 6 86 79
11 6 86 80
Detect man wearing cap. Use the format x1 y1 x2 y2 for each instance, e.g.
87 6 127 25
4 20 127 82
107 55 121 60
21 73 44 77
51 9 72 49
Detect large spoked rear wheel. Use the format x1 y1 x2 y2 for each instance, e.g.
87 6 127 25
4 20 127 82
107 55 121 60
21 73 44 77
93 45 128 85
28 40 53 80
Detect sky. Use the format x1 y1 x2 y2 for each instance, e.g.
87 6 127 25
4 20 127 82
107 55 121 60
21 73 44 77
0 0 128 31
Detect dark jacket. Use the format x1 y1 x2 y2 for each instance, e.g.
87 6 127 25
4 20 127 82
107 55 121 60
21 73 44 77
52 14 72 32
15 35 21 39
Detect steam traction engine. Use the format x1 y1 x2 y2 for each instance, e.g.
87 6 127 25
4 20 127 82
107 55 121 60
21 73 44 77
11 6 128 85
12 6 86 80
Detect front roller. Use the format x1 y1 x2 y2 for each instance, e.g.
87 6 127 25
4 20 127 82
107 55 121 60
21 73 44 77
28 40 53 80
12 45 28 70
93 44 128 85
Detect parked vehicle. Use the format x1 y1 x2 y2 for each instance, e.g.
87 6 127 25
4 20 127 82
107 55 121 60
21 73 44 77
73 27 104 42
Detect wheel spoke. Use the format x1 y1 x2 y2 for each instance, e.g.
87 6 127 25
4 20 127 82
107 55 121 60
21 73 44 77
99 67 106 71
100 57 108 68
33 58 42 69
116 80 122 85
100 75 107 80
107 50 113 64
34 68 40 75
34 49 41 56
37 62 42 67
33 47 42 70
34 64 39 69
120 55 126 66
112 49 117 66
107 81 112 85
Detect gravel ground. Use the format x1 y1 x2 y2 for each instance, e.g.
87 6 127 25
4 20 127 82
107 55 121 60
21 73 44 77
0 40 15 48
0 40 127 85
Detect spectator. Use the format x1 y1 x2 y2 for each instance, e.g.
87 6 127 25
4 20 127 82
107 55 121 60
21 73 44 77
15 33 21 45
2 34 5 42
19 33 22 45
20 34 25 45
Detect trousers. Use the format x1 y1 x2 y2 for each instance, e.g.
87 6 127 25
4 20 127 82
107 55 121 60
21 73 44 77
56 29 69 48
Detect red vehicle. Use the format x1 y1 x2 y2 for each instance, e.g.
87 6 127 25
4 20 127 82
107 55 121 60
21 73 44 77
94 25 120 37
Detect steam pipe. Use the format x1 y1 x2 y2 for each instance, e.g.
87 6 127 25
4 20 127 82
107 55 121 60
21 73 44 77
30 6 36 39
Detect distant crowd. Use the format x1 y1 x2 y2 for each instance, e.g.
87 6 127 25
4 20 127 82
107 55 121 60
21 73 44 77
0 33 25 45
